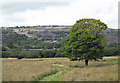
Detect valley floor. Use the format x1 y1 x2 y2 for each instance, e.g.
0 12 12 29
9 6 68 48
2 56 119 81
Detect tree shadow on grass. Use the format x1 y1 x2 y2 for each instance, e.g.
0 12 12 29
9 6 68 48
69 65 84 68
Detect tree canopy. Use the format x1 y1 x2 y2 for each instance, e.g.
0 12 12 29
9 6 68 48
62 18 108 66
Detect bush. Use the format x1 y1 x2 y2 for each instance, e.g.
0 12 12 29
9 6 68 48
55 50 65 57
40 49 56 58
104 47 119 56
2 49 65 58
2 51 11 58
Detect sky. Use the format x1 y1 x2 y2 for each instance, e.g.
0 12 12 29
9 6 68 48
0 0 119 29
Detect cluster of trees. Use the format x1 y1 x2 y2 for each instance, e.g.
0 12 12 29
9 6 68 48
2 46 119 59
2 29 63 49
1 25 72 29
24 42 62 49
52 31 69 37
35 30 69 41
2 29 28 48
2 49 64 59
104 47 119 56
2 19 119 65
31 42 62 49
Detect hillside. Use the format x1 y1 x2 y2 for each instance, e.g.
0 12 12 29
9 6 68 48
4 27 118 46
1 26 119 58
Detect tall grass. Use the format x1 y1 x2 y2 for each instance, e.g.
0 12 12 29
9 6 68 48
34 70 58 81
101 60 120 63
2 57 118 81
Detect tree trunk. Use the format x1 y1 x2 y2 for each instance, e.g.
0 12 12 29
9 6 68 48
85 60 88 66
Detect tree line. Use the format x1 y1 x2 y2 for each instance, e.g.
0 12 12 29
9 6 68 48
2 49 65 59
2 20 119 62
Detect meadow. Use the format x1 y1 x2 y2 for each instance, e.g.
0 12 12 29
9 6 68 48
2 56 119 81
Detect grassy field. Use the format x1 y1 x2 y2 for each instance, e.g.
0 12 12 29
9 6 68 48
2 56 119 81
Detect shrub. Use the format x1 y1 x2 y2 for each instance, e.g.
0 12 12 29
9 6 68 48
2 49 65 58
104 47 119 56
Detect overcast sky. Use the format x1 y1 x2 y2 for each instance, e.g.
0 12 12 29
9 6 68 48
0 0 119 29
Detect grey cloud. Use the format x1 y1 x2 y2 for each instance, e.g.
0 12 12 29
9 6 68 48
0 2 70 14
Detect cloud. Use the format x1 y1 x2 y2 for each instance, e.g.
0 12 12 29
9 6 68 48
0 0 119 29
0 2 70 14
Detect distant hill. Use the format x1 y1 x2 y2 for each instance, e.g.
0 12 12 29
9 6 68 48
1 27 119 58
99 28 118 46
2 27 119 49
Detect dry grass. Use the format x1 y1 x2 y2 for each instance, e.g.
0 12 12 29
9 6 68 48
63 64 118 81
13 28 36 33
0 59 2 82
103 56 118 61
2 59 56 81
2 56 119 81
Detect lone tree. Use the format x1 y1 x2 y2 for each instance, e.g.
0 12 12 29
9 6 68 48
62 18 107 66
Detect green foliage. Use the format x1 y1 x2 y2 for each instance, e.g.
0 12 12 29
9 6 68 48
52 31 69 37
2 29 28 48
108 43 118 47
2 49 65 58
34 70 58 81
2 29 63 50
101 60 120 63
33 42 62 49
2 46 6 51
2 26 119 59
62 18 108 63
104 47 119 56
55 50 65 57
